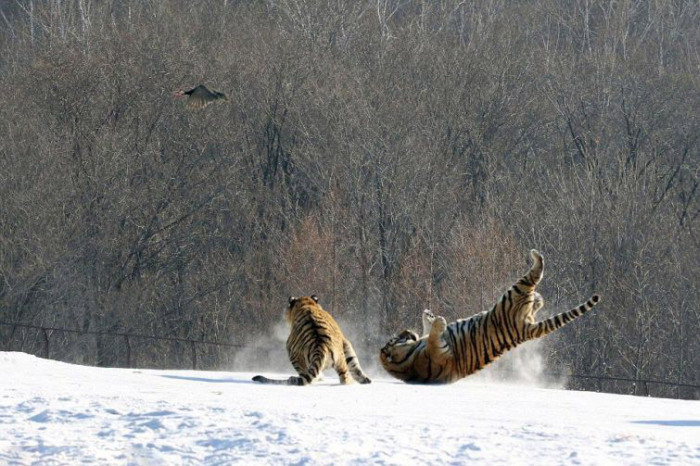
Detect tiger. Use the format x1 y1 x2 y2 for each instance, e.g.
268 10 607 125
379 249 601 384
252 295 372 386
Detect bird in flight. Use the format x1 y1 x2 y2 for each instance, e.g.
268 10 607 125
173 84 228 109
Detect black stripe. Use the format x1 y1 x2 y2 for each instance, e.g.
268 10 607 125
292 377 304 386
469 321 480 372
394 341 423 365
483 316 501 356
506 290 514 309
446 326 460 373
483 314 497 358
458 320 469 373
510 305 523 342
433 363 444 381
491 311 506 353
501 307 517 346
483 347 491 366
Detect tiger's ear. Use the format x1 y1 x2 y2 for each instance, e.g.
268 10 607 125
311 295 319 303
289 296 297 306
397 330 418 342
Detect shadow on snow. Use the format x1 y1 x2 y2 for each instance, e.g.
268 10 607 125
631 420 700 427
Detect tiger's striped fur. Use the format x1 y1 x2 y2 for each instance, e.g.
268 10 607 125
253 295 371 386
379 250 601 384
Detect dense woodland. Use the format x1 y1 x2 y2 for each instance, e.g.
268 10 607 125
0 0 698 398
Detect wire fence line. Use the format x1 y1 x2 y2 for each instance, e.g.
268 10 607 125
0 321 269 370
2 321 698 398
522 371 700 399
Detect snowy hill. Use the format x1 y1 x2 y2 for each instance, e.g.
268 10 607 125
1 352 698 465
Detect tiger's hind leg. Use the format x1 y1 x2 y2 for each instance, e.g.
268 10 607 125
526 295 600 340
341 339 372 384
514 249 543 293
287 350 326 386
525 292 545 325
331 354 353 385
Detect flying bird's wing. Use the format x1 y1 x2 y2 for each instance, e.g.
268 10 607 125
187 85 227 109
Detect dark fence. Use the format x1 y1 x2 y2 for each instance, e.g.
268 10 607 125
2 321 698 399
0 321 281 371
537 371 699 400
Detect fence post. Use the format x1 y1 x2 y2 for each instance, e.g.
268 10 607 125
191 340 197 370
42 328 49 359
124 335 131 368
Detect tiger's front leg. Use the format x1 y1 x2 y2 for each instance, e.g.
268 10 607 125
421 309 436 337
426 315 450 362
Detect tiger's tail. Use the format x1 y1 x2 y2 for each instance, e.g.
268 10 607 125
343 339 372 384
252 348 327 386
252 375 295 385
515 249 544 293
527 295 600 339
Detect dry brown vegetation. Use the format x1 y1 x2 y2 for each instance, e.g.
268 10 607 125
1 0 698 398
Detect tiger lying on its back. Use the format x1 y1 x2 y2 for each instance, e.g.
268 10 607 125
253 295 371 386
380 250 601 384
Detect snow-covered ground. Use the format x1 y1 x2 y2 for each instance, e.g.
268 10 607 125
1 352 699 465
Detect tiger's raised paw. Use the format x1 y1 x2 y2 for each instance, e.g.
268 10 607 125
421 309 436 336
433 316 447 332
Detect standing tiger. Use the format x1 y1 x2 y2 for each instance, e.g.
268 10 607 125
380 250 601 384
253 295 372 386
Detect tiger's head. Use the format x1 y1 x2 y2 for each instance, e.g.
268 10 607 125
379 329 422 380
285 295 320 324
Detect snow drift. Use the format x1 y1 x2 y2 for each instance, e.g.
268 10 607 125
1 352 698 464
